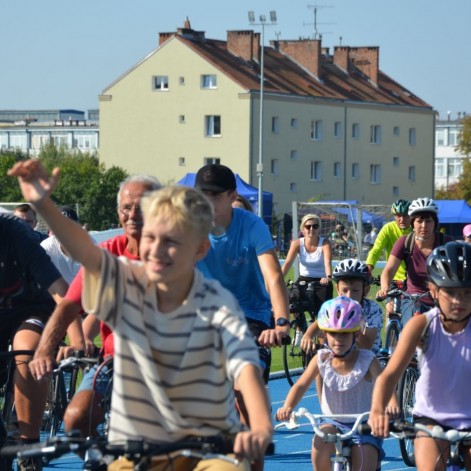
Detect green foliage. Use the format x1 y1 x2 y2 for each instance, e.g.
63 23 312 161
0 151 26 201
458 115 471 157
1 144 128 230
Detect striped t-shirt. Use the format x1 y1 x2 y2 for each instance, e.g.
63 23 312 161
82 249 260 443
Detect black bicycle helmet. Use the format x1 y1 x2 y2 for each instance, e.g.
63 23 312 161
391 199 411 215
331 258 369 281
427 242 471 288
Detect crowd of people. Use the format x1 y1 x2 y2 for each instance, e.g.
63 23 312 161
3 160 471 471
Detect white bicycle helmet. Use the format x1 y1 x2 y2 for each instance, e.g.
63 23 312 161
408 197 438 217
331 258 369 281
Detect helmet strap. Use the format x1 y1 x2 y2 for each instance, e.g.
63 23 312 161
326 336 356 358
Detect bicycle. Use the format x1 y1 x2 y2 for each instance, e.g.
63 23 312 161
283 280 318 386
360 418 471 470
0 348 35 471
275 408 371 471
1 432 275 470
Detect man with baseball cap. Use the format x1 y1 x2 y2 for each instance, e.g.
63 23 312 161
195 163 290 470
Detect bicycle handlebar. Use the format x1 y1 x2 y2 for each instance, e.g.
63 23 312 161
358 420 471 444
53 354 100 374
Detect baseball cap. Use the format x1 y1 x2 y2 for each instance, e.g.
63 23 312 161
195 164 236 193
463 224 471 238
60 206 79 222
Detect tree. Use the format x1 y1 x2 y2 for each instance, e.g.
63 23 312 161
0 144 129 230
458 115 471 157
0 151 25 201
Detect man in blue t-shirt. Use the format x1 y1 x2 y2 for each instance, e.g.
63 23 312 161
195 165 290 370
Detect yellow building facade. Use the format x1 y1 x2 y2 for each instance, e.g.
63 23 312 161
99 24 435 215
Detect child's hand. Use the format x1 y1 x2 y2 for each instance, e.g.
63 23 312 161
8 160 60 203
233 430 272 462
275 406 293 422
301 335 316 353
367 411 391 438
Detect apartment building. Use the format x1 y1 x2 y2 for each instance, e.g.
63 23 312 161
0 109 99 156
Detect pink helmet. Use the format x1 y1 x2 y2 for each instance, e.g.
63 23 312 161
318 296 364 333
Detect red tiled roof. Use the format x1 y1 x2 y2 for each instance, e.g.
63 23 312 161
176 34 430 108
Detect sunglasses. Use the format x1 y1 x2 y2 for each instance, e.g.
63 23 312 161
304 224 319 230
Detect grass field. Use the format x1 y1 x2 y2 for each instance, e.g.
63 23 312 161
271 267 383 373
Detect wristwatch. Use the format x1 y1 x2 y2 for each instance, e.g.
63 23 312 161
276 318 291 328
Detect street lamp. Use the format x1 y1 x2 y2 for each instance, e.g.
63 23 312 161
248 10 277 219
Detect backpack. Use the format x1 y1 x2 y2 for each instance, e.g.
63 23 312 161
402 232 445 270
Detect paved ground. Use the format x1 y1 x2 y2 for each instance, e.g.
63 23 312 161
25 374 415 471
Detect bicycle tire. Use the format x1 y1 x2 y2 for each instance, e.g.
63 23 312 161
283 318 307 386
397 365 420 467
384 321 400 354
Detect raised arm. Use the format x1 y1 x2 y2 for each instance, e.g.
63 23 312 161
9 160 101 276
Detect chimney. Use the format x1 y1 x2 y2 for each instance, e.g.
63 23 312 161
333 46 350 72
276 39 322 78
334 46 379 85
159 32 174 46
227 30 260 62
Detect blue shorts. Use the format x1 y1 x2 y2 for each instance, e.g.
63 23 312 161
76 361 112 396
319 418 385 462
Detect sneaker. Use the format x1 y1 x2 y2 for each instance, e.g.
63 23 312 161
17 457 43 471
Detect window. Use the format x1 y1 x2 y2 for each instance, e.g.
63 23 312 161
201 74 217 89
179 115 186 123
352 123 360 140
370 164 381 184
205 115 221 137
370 125 381 144
310 161 322 181
290 150 298 161
290 118 298 129
272 116 280 134
334 121 342 138
449 128 460 146
435 158 445 178
393 186 399 197
310 120 323 140
204 157 221 165
351 163 359 179
409 128 416 145
153 75 169 91
179 76 185 85
178 157 186 166
393 156 400 167
290 182 297 193
270 159 279 175
393 126 400 136
448 158 463 178
436 129 446 146
333 162 341 178
409 166 416 182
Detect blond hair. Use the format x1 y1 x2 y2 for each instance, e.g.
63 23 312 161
141 186 214 239
300 213 321 231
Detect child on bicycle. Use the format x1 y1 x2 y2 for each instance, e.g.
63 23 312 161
301 258 383 355
10 160 273 471
276 296 394 471
369 241 471 470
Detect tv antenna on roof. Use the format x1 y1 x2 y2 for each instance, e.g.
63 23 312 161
304 3 335 40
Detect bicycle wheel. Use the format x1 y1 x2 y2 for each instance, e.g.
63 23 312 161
398 364 420 467
283 316 307 386
41 372 68 438
384 321 400 354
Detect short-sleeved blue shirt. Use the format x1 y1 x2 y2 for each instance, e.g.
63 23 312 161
197 208 274 327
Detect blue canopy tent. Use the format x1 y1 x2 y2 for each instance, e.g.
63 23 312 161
435 200 471 239
177 173 273 226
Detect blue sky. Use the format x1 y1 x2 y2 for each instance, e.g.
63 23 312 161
2 0 470 120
